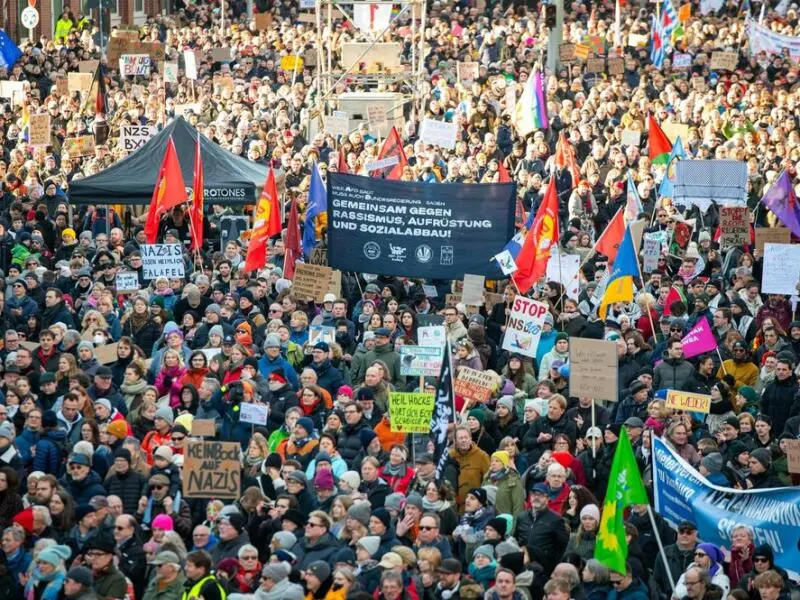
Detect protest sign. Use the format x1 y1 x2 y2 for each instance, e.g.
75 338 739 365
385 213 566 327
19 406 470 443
484 292 503 312
365 156 400 172
642 235 661 273
444 294 479 315
108 38 165 62
239 403 269 426
620 130 641 147
399 346 443 377
292 263 333 303
120 124 157 152
367 104 389 133
546 253 580 299
666 389 712 413
418 325 446 348
501 297 548 359
417 314 445 327
681 318 718 358
119 54 151 76
786 440 800 474
200 348 222 362
213 74 234 92
141 244 185 279
29 114 50 147
0 81 25 99
586 57 605 73
56 78 69 95
79 60 99 73
662 122 690 144
182 441 241 499
710 51 738 71
280 55 303 71
115 272 140 293
607 57 624 75
19 341 39 352
328 173 515 279
652 436 800 578
68 72 93 93
95 343 120 365
454 368 498 403
254 12 273 29
328 269 342 297
719 206 749 247
211 47 233 62
184 49 198 79
461 274 485 306
457 61 479 83
672 53 692 68
389 392 436 433
324 114 350 136
63 136 95 157
420 119 458 150
574 43 590 59
192 419 216 437
570 338 618 402
421 284 438 298
762 243 800 295
163 62 179 83
309 325 335 346
755 227 790 253
559 43 576 62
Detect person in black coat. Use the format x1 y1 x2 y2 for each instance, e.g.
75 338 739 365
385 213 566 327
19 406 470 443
103 448 147 517
40 289 75 330
265 374 299 433
338 406 371 468
115 514 147 600
487 287 515 345
515 483 569 577
744 448 784 489
522 398 578 463
120 295 163 356
760 360 798 433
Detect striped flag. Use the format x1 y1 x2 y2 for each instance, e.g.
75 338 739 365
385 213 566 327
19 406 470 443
661 0 679 38
651 15 666 68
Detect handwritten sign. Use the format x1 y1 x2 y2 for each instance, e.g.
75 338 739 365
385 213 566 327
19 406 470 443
570 338 618 402
309 325 335 346
420 119 458 150
367 104 389 133
621 130 641 147
720 206 749 247
239 403 269 426
399 346 443 377
389 392 436 433
418 325 446 348
710 51 738 71
665 389 712 413
785 439 800 474
119 54 152 76
586 57 605 73
559 43 576 62
755 227 790 254
454 368 498 403
29 114 50 147
115 271 140 293
292 263 333 303
762 243 800 295
68 72 93 93
63 136 95 157
324 114 350 136
192 419 216 437
163 61 179 83
182 441 241 499
461 274 485 306
502 297 548 359
608 57 624 75
121 124 157 152
141 244 185 279
643 235 661 273
457 61 479 83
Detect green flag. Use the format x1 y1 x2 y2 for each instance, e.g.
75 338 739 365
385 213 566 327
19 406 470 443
594 428 648 574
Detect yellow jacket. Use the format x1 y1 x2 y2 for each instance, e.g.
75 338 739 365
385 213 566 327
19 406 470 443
717 360 758 396
305 582 347 600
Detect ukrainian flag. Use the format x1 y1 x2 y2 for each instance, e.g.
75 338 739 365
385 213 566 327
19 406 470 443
599 225 640 319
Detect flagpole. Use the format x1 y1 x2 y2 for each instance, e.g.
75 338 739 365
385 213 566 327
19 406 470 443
647 504 677 593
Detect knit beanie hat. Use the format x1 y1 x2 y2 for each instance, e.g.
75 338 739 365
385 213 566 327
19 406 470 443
474 544 494 559
114 447 132 464
339 471 361 490
356 535 381 557
491 451 510 468
313 469 335 491
372 507 391 529
155 406 174 425
106 420 128 440
750 447 772 469
580 504 601 522
467 408 486 427
701 452 724 474
347 502 371 527
38 544 72 566
737 386 758 406
486 516 507 537
152 514 174 531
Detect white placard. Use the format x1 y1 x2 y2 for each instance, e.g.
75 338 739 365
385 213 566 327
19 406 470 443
299 0 315 7
163 62 179 83
642 235 661 273
365 156 399 171
461 274 485 306
419 118 458 150
672 53 692 69
141 244 185 279
0 81 25 99
120 124 157 152
620 130 641 147
418 325 447 348
200 348 222 362
239 403 269 425
367 104 388 132
333 110 347 119
421 284 438 298
115 271 140 292
184 49 198 80
546 252 581 300
324 114 350 136
119 54 151 76
762 243 800 295
502 297 548 359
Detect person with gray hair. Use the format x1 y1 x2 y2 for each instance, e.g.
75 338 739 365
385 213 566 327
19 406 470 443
582 559 611 600
2 526 29 593
238 561 304 600
142 551 185 600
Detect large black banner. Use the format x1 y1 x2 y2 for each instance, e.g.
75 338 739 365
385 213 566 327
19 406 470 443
327 173 515 279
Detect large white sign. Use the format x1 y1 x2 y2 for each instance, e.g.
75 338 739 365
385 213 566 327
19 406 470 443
502 297 548 359
184 49 198 80
239 403 269 425
419 119 458 150
120 124 157 152
546 252 581 300
418 325 446 348
119 54 151 76
141 244 185 280
762 243 800 295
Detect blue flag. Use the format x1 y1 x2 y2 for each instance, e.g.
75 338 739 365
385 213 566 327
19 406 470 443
0 30 22 70
658 136 686 198
303 162 327 257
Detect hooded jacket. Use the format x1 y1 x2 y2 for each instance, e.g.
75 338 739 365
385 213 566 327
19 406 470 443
255 577 306 600
60 469 107 504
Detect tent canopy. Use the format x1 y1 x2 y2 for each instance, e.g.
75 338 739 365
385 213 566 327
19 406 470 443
69 117 268 205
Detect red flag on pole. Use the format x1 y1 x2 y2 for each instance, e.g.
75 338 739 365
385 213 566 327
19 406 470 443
498 160 512 183
190 133 204 251
555 132 581 189
284 198 302 280
144 137 187 243
375 127 408 180
512 176 560 294
337 148 348 174
595 208 626 264
254 168 282 237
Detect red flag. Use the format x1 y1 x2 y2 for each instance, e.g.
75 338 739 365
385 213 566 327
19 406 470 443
648 115 673 165
498 160 512 183
376 127 408 180
254 168 282 237
144 138 187 243
555 132 581 188
513 177 560 294
190 133 204 252
595 208 625 264
337 149 348 174
284 198 302 280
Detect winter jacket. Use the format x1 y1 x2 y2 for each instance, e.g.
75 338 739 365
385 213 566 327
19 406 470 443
378 465 415 494
121 317 162 356
293 532 341 570
760 375 798 432
255 577 306 600
265 384 299 432
118 535 147 600
651 543 696 600
258 354 299 390
522 413 578 462
142 573 187 600
339 419 370 468
515 507 569 576
15 427 39 465
105 469 148 516
607 579 649 600
311 359 345 398
59 470 107 504
482 468 524 529
356 343 403 387
653 357 695 390
449 444 490 509
33 429 67 475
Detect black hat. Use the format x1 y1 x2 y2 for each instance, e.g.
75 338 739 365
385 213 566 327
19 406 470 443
372 507 391 529
223 335 235 345
240 289 254 303
678 520 697 531
265 453 283 469
67 566 93 587
283 509 307 528
75 504 96 522
605 423 623 436
438 558 462 574
467 487 488 506
414 453 434 465
486 516 507 537
95 365 113 378
630 381 647 396
114 447 132 463
243 357 259 370
356 387 375 402
724 415 740 430
221 512 245 533
42 410 58 428
84 534 116 554
40 372 56 384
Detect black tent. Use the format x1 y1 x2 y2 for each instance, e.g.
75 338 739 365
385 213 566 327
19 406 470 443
69 117 268 205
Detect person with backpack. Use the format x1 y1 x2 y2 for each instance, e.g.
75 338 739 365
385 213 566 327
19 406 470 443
33 411 68 477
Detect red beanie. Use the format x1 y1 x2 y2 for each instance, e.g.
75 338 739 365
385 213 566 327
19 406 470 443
13 507 34 534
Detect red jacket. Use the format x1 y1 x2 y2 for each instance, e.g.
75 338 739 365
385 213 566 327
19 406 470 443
379 465 416 495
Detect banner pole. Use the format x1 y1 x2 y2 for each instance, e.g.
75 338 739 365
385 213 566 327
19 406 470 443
591 399 596 459
716 347 728 375
647 504 677 594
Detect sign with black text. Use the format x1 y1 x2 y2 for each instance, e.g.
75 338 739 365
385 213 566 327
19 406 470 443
141 244 185 279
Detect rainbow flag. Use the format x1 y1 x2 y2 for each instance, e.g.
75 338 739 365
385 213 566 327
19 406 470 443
513 69 549 136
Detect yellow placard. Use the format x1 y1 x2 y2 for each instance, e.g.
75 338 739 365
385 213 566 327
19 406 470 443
280 55 304 71
389 392 436 433
665 390 711 414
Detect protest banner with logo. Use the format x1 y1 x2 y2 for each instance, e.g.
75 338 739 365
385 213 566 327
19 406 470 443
710 51 738 71
754 227 790 253
63 136 96 157
29 114 50 147
680 318 718 358
762 243 800 295
457 61 480 83
239 403 269 426
719 206 749 247
461 274 485 306
454 368 498 403
418 325 446 348
309 325 335 346
665 389 712 413
115 272 140 293
141 244 185 279
389 392 436 433
119 54 152 76
192 419 216 437
327 173 515 279
570 338 618 402
642 235 661 273
501 297 548 359
121 124 157 152
182 441 241 499
68 72 93 93
292 263 333 303
652 436 800 578
399 346 443 377
420 119 458 150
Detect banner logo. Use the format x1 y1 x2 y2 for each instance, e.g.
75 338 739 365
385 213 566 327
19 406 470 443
363 242 381 259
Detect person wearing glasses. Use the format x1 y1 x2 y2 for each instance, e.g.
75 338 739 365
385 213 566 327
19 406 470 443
652 520 698 600
673 543 730 599
60 453 106 505
608 563 649 600
83 535 128 600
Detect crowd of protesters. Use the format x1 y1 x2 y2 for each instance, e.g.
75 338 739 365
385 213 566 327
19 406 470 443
0 0 799 599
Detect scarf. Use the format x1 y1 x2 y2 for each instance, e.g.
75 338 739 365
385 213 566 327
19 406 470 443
121 379 148 397
128 310 150 331
382 462 406 477
489 468 509 483
245 454 263 467
422 498 450 512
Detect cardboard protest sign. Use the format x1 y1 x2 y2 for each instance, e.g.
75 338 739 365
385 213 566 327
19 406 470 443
121 124 157 152
574 44 590 60
755 227 790 253
457 61 480 83
608 57 624 75
239 403 269 426
192 419 216 437
95 343 120 364
280 55 303 71
254 12 273 29
182 441 241 498
719 206 749 247
19 341 39 352
502 297 548 359
63 136 95 157
454 367 498 402
642 235 661 273
484 292 503 312
443 293 479 315
292 263 333 303
328 269 342 298
399 346 443 377
389 392 436 432
418 325 446 348
461 274 486 306
56 78 69 95
367 104 389 133
559 43 576 62
29 114 50 147
665 389 711 413
710 51 738 71
141 244 185 279
570 338 618 402
786 439 800 474
662 122 690 144
324 114 350 136
68 72 93 93
762 243 800 295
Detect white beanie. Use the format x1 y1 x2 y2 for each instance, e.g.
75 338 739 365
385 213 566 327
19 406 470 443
580 504 601 522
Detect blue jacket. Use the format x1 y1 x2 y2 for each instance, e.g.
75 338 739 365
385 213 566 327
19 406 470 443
59 469 107 505
33 429 67 475
6 548 31 593
15 427 39 465
608 580 649 600
257 353 298 389
6 294 38 321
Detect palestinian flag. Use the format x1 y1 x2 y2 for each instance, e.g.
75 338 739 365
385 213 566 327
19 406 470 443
648 115 673 166
663 286 687 316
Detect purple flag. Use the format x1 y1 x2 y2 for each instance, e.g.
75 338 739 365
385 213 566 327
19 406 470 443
681 317 718 359
761 171 800 238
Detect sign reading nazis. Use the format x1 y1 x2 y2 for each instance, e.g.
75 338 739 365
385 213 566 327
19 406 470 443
182 441 241 498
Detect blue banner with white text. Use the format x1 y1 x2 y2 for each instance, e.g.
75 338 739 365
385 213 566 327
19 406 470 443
652 437 800 578
326 173 515 279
